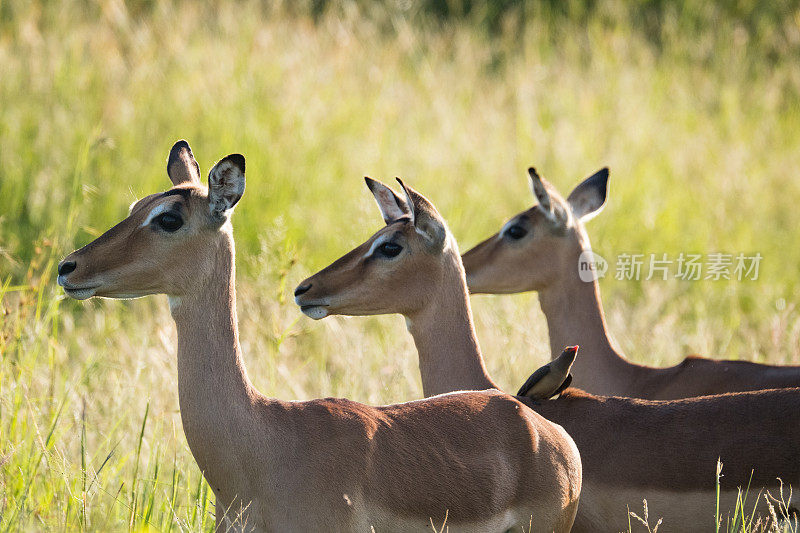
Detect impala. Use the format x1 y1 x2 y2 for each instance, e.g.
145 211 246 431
296 177 800 531
57 141 582 532
462 167 800 399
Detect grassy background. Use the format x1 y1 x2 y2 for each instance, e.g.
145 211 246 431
2 0 800 530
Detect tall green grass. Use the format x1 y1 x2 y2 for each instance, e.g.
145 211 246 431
2 1 799 530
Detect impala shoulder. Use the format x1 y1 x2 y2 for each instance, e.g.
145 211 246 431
474 389 535 413
405 389 528 419
288 397 385 426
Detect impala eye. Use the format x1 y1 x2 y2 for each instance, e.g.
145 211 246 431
154 213 183 232
377 242 403 258
505 224 528 240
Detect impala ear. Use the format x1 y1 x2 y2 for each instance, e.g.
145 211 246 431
396 178 447 251
365 177 411 224
567 167 609 222
396 178 416 224
167 140 201 186
528 167 559 224
208 154 245 220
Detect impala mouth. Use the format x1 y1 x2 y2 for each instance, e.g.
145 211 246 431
299 304 329 320
57 276 100 300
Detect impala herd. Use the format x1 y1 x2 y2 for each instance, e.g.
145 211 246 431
56 141 799 532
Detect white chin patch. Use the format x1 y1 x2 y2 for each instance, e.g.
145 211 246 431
64 287 97 300
301 306 329 320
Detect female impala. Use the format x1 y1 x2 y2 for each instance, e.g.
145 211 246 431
57 141 581 532
296 178 800 531
462 167 800 399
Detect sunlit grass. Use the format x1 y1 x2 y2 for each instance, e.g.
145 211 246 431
2 0 800 530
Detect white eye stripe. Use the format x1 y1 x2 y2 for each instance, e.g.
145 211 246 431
363 234 393 259
499 220 517 239
140 204 168 228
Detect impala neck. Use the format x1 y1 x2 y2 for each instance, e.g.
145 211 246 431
405 247 498 397
537 246 634 392
169 229 256 469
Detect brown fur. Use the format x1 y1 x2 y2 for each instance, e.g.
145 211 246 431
57 144 580 532
526 387 800 530
462 169 800 399
266 392 576 525
528 387 800 491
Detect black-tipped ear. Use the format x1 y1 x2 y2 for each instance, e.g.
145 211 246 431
208 154 245 220
528 168 552 213
395 178 416 224
567 167 609 221
167 140 201 186
365 177 411 224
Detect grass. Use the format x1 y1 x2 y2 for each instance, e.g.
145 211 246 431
2 0 800 530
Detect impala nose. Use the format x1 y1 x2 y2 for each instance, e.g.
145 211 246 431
58 260 77 276
294 283 312 297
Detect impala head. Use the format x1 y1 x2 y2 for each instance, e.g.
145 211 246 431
462 167 608 294
57 140 245 300
294 177 458 320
